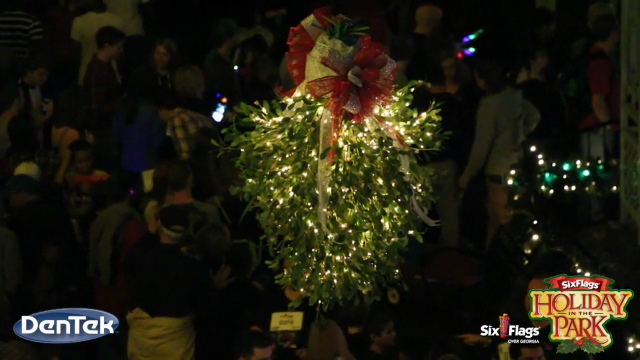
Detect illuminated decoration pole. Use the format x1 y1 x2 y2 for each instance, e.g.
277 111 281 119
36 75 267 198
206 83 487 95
221 8 443 311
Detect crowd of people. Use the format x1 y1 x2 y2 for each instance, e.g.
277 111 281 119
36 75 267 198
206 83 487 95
0 0 625 359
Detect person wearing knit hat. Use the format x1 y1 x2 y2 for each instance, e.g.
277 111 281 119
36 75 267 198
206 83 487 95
13 161 40 181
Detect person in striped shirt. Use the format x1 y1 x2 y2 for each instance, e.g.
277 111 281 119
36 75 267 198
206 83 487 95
0 0 43 61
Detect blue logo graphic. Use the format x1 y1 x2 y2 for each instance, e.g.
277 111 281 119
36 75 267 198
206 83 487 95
13 308 119 344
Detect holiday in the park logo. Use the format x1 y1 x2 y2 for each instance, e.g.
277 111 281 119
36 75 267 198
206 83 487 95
529 274 633 354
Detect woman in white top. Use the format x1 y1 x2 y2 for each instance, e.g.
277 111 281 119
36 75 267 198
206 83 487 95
459 59 540 249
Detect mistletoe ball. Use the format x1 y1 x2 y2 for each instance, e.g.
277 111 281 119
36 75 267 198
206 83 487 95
223 8 443 311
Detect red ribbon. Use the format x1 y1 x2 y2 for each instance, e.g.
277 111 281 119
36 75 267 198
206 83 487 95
283 10 401 164
545 275 613 292
305 36 397 163
283 6 334 96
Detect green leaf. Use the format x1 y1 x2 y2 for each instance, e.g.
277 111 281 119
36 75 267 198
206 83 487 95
556 340 579 354
320 147 331 160
210 138 221 147
581 341 605 354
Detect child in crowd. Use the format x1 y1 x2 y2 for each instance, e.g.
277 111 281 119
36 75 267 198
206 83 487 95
54 139 109 239
64 139 109 193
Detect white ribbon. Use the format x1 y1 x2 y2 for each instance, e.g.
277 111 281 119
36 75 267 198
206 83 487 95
317 108 332 231
300 13 325 41
365 119 439 227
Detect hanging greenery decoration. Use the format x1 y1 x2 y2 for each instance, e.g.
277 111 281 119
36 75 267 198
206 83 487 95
219 8 444 311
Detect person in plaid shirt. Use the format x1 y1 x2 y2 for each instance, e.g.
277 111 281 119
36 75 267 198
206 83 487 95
165 108 211 160
162 66 212 160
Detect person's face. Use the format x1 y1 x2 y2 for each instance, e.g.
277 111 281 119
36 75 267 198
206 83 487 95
26 68 48 87
441 58 457 81
518 346 545 360
108 41 125 60
154 45 171 70
74 150 94 174
245 346 272 360
373 321 396 347
531 51 549 70
475 72 487 91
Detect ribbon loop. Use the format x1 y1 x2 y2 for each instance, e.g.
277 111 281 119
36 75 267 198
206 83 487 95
347 66 363 87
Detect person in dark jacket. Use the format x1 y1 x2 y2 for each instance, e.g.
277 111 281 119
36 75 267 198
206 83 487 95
413 65 463 247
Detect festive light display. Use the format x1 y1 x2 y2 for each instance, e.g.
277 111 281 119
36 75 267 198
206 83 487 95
457 29 483 58
221 9 443 311
509 149 640 351
627 337 640 353
508 146 619 197
504 145 620 272
462 29 484 43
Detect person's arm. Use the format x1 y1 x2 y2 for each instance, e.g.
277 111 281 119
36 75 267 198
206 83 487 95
461 98 496 183
589 59 613 123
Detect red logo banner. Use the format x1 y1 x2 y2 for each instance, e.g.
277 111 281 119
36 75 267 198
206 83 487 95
545 275 613 292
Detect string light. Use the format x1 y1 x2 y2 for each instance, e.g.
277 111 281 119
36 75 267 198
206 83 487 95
628 338 640 353
510 146 605 277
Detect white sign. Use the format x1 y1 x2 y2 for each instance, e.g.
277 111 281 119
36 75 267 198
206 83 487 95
270 312 304 332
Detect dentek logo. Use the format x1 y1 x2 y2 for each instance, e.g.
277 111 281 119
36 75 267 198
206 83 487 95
14 308 119 344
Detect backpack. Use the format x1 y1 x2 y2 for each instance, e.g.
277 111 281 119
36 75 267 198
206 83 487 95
559 51 610 123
